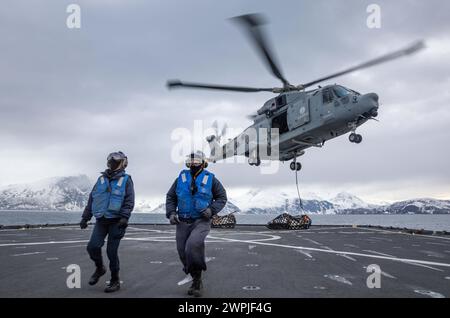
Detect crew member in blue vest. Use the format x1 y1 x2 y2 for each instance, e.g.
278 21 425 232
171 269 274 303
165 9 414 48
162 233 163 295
79 151 135 293
166 151 227 297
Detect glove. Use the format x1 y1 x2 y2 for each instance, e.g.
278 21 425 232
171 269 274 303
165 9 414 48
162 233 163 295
79 219 88 229
169 214 180 225
118 217 129 229
202 208 212 220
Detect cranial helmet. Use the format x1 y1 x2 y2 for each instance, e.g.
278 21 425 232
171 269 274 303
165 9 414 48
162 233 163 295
107 151 128 171
185 150 208 168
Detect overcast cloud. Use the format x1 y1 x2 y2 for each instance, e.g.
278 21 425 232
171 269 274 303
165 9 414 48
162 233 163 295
1 0 450 203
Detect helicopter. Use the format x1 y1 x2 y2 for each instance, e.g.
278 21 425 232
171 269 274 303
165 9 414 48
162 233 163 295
167 14 424 171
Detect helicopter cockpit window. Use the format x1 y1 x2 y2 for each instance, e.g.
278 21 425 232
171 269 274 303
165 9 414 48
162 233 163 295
322 89 334 104
333 86 351 98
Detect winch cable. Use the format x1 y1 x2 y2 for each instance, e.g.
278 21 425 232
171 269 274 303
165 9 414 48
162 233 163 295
294 158 304 211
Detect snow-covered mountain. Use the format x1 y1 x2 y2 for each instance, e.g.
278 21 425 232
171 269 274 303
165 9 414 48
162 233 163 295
0 175 92 211
379 198 450 215
227 188 335 215
0 176 449 214
329 192 373 210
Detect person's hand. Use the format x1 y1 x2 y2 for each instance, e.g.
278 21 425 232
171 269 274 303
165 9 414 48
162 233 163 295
79 219 88 229
118 217 129 229
169 214 180 225
202 208 212 220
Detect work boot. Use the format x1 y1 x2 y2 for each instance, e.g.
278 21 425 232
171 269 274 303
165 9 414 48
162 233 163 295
188 271 203 297
88 265 106 286
187 280 195 296
104 272 121 293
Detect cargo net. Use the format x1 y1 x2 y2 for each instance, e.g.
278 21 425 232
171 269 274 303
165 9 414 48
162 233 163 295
211 213 236 229
267 213 312 230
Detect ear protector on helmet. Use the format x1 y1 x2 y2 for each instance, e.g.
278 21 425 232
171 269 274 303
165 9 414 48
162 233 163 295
117 151 128 169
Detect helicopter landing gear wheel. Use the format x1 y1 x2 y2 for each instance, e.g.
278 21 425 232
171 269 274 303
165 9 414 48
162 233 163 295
349 133 362 144
290 161 302 171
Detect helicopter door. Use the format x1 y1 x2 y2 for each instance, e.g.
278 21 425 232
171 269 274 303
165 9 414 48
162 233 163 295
321 88 335 123
271 111 289 134
287 93 310 130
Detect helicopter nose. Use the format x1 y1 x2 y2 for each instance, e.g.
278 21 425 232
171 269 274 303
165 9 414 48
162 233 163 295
366 93 379 104
357 93 379 118
361 92 379 111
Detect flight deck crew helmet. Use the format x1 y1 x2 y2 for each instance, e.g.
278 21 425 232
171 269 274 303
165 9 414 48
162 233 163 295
185 151 208 169
107 151 128 171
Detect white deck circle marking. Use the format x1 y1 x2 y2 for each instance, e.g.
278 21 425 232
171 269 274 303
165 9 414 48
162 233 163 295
401 261 443 272
357 227 450 241
11 251 46 257
207 235 450 268
414 290 445 298
296 250 313 258
324 275 352 286
337 254 357 262
362 266 396 279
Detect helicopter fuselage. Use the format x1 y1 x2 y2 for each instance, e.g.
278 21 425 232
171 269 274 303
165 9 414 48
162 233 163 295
214 84 379 164
169 14 421 169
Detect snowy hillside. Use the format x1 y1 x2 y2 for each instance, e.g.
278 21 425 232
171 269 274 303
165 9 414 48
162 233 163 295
0 176 449 214
381 198 450 215
0 175 92 211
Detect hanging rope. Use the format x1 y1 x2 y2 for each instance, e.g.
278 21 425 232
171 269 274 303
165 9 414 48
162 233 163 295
294 158 304 211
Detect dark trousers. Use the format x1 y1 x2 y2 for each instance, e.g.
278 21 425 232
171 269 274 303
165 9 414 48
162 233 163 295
176 218 211 275
86 217 126 273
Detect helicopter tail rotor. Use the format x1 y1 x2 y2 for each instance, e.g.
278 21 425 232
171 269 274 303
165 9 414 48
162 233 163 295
206 121 229 161
209 120 228 144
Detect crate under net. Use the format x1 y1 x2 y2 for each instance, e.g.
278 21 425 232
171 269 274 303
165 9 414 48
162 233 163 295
267 213 312 230
211 213 236 229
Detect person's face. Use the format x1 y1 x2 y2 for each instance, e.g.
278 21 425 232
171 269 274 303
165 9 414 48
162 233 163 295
107 158 121 171
190 162 202 168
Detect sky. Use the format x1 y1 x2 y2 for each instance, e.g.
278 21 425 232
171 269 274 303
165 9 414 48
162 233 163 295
1 0 450 204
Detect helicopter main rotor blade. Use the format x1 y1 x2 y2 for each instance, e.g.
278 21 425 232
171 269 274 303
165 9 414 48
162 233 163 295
167 80 275 93
301 41 425 89
231 14 291 88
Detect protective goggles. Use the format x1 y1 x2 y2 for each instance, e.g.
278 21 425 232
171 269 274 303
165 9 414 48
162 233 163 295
107 152 126 161
185 157 203 167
